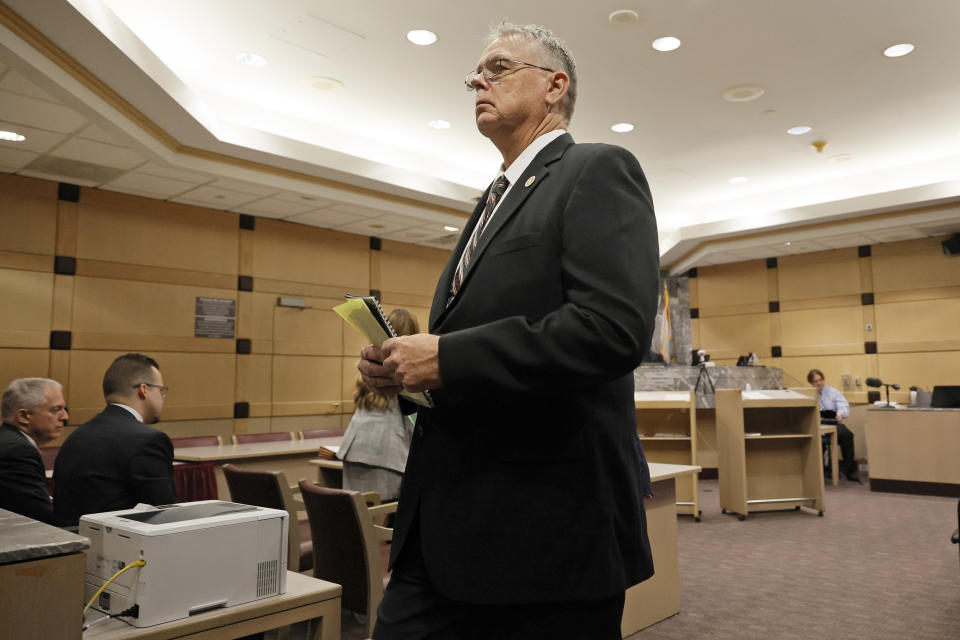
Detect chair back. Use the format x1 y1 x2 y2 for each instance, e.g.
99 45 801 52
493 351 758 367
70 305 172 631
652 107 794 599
39 446 60 471
298 480 395 636
299 428 346 439
222 464 312 572
232 432 293 445
171 435 222 448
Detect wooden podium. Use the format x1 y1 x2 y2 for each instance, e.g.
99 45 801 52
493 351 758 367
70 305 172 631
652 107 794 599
716 389 825 520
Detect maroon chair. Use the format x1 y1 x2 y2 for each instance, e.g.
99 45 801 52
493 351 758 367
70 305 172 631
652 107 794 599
299 428 345 440
298 481 396 637
171 435 222 448
232 432 294 445
223 464 313 573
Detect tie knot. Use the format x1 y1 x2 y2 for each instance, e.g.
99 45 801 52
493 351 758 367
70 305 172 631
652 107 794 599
491 175 509 197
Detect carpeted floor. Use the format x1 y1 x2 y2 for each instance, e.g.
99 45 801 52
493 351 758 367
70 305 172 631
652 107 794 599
629 477 960 640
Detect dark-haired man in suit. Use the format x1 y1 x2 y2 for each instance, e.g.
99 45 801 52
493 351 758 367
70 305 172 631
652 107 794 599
0 378 68 523
359 21 659 639
54 353 176 527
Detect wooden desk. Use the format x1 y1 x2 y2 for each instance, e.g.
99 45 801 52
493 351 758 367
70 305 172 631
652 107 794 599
0 509 89 640
821 425 839 487
634 391 700 520
866 408 960 496
175 438 341 499
621 462 700 637
82 571 341 640
716 389 825 519
309 458 344 488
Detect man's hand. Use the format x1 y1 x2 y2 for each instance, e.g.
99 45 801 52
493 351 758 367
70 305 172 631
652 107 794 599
357 333 442 395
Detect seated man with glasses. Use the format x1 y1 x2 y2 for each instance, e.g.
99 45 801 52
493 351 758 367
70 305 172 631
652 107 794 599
54 353 175 527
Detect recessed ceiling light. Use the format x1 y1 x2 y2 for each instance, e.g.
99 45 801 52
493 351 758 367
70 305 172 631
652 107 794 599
721 84 765 103
444 225 459 232
307 76 344 92
883 43 914 58
652 36 681 52
784 241 792 246
729 176 748 184
611 122 635 133
237 52 267 67
0 130 26 142
428 120 451 129
407 30 437 46
787 125 813 135
608 9 640 23
829 154 856 164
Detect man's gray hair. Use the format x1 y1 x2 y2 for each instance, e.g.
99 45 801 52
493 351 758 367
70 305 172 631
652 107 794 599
487 20 578 123
2 378 62 423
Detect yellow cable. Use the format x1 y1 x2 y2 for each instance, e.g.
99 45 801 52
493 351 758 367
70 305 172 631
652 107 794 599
83 560 146 614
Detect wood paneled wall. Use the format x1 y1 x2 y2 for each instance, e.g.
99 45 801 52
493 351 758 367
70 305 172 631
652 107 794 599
690 234 960 404
0 173 449 443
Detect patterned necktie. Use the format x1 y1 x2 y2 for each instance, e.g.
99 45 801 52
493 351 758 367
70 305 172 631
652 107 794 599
450 174 510 298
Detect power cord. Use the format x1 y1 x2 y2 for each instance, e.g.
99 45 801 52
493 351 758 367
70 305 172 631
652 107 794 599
82 559 146 615
81 605 139 632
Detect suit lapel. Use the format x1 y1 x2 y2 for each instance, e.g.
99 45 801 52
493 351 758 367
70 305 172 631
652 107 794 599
431 133 574 328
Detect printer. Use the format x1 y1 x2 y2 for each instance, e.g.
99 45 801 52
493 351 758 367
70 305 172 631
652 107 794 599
80 500 288 627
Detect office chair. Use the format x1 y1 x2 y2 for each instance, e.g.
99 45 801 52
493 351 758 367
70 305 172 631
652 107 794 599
232 431 294 445
299 428 345 439
171 435 222 448
298 480 397 638
222 464 313 573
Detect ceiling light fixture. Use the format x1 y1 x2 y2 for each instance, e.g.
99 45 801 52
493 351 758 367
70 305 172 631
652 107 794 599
651 36 681 52
307 76 344 92
444 225 459 232
784 241 792 246
608 9 640 23
237 52 267 67
721 84 765 102
0 130 26 142
729 176 748 184
407 30 437 46
611 122 635 133
428 120 451 129
787 125 813 135
883 43 914 58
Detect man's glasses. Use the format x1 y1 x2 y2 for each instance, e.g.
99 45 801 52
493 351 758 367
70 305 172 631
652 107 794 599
465 56 555 91
134 382 168 398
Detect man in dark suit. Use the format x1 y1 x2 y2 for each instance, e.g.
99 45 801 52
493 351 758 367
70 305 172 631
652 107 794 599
0 378 69 523
359 22 659 639
54 353 176 527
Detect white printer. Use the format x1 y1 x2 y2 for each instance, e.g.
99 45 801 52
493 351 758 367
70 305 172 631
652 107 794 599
80 500 288 627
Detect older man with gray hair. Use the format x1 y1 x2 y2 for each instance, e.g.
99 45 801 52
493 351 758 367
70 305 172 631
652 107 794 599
359 20 658 639
0 378 69 523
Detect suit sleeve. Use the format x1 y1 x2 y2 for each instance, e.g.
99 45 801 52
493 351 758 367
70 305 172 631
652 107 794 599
130 431 177 505
439 146 659 392
0 442 54 523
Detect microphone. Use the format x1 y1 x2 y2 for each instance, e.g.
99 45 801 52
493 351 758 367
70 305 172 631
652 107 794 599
866 377 901 390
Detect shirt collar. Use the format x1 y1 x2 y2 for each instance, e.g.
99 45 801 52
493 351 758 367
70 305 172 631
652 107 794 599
502 129 567 187
110 403 144 423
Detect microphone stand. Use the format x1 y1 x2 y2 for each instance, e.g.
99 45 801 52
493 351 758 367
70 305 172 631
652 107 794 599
877 383 898 409
694 362 715 396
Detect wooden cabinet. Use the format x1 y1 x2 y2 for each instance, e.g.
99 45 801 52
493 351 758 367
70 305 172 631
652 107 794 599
716 389 825 519
634 391 700 520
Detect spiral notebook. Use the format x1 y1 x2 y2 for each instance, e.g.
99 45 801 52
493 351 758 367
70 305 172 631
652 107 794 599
333 295 434 408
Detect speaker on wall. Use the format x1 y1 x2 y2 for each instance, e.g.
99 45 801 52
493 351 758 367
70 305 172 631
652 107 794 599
942 233 960 256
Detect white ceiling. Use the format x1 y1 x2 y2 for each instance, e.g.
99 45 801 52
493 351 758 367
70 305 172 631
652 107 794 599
1 0 959 268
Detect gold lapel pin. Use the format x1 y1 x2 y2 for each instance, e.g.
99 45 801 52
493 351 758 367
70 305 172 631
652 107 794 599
524 175 536 187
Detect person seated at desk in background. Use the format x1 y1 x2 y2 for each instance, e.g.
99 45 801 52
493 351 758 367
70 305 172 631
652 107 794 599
337 309 419 502
54 353 177 527
0 378 69 523
808 368 860 483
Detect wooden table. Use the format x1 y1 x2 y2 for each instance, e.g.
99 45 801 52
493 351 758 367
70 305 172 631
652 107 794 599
866 408 960 496
175 438 342 499
82 571 341 640
621 462 700 637
821 425 839 487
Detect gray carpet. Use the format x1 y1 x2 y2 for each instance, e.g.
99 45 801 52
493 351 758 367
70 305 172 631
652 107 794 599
630 477 960 640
